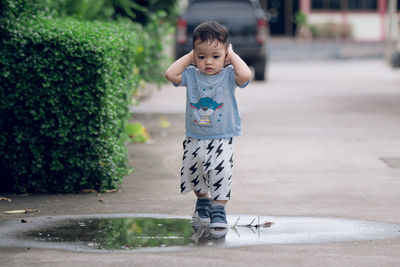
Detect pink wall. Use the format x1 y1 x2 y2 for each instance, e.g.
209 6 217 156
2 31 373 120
300 0 310 14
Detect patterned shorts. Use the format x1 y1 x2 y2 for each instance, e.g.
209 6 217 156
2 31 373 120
180 137 234 201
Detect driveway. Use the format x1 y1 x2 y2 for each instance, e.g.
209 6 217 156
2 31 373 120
1 59 400 266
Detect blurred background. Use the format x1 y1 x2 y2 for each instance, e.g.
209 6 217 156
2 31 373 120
20 0 400 73
62 0 400 71
174 0 400 67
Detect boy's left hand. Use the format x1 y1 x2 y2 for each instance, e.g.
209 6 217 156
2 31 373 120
224 44 233 66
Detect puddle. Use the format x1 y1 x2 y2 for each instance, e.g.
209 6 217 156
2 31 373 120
0 214 399 252
24 217 194 250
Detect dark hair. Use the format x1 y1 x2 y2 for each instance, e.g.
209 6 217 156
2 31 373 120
192 21 229 48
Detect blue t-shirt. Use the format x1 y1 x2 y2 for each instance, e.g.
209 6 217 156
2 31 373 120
175 65 249 139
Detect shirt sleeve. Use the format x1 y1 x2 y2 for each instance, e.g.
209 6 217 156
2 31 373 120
238 80 250 88
227 65 249 89
173 66 192 87
228 65 237 90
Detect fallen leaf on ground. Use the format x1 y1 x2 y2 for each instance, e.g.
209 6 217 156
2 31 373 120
232 216 274 229
98 199 104 203
21 219 32 223
126 122 150 143
80 189 97 193
5 210 26 214
263 222 274 227
5 209 39 214
105 189 117 193
159 116 171 128
0 197 11 202
26 208 39 213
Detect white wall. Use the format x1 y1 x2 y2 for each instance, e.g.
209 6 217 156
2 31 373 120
308 13 383 41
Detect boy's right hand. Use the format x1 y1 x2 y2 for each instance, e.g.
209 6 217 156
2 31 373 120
165 49 197 85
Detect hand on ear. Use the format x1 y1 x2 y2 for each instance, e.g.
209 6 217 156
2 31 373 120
190 50 197 66
224 44 233 66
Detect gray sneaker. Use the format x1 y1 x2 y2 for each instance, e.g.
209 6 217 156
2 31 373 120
209 204 229 239
192 198 211 230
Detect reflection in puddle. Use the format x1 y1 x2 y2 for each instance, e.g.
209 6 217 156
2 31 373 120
1 214 399 252
24 217 194 250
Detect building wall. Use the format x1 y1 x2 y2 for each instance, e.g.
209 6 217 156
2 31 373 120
300 0 400 41
307 13 382 41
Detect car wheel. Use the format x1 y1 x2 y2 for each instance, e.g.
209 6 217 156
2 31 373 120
391 52 400 68
254 59 266 81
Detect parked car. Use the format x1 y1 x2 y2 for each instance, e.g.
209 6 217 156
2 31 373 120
175 0 269 80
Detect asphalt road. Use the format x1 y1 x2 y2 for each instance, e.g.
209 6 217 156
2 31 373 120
1 59 400 266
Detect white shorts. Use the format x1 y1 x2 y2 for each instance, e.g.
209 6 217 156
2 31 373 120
180 137 234 201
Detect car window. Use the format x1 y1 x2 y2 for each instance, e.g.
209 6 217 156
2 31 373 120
188 1 256 20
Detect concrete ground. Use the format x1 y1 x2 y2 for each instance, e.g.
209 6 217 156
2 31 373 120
268 38 384 61
1 59 400 266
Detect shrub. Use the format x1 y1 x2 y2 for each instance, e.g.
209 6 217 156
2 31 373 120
61 0 178 25
57 0 177 85
0 9 143 192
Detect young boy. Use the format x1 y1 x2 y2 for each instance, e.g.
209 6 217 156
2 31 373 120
165 21 251 238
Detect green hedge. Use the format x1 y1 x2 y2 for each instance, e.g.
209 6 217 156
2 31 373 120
0 3 145 192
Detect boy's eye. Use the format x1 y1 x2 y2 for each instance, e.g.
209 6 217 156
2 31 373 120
197 56 205 59
213 56 220 59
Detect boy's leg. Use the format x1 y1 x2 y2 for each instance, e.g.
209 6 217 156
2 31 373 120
209 202 229 239
193 191 211 223
194 191 209 199
180 137 209 196
181 137 213 228
206 138 234 238
207 138 234 202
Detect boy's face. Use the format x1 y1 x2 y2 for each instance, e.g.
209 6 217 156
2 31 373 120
194 40 227 76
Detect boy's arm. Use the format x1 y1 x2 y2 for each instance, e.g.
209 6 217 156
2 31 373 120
225 45 251 86
165 50 195 85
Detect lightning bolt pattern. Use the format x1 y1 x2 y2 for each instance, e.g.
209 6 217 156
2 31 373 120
180 182 186 193
215 143 223 158
189 162 198 175
192 147 200 159
202 175 208 184
213 177 224 192
214 160 225 175
204 155 212 171
206 140 215 154
191 176 200 187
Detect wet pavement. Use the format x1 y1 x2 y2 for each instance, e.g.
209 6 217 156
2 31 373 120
1 214 399 253
1 56 400 266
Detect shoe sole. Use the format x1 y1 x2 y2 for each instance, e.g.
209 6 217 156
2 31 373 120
209 222 228 229
209 227 229 239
